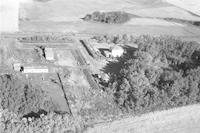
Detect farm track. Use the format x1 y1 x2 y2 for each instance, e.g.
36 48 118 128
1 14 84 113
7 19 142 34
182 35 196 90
71 48 100 90
2 33 200 42
20 42 75 49
83 69 100 90
71 49 87 66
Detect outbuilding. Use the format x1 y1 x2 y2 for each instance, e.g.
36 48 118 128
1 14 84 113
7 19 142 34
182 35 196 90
23 66 49 73
45 48 54 60
110 45 124 57
13 63 22 71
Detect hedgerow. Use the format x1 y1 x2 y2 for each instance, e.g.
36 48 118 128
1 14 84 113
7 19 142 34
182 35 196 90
83 11 132 24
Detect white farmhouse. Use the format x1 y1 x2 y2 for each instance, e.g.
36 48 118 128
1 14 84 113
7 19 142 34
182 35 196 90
110 45 124 58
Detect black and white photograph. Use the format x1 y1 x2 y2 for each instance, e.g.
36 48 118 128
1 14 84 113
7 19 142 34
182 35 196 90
0 0 200 133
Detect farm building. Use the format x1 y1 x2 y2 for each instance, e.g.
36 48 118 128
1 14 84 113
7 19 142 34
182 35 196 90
13 63 22 71
110 45 124 57
45 48 54 60
23 66 49 73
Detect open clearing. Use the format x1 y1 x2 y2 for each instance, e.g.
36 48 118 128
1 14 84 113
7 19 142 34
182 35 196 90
86 104 200 133
20 21 200 38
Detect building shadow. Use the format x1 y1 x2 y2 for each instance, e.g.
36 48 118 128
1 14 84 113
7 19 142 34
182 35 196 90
23 109 48 119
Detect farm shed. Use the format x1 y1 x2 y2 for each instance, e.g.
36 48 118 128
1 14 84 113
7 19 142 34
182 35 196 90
110 45 124 57
45 48 54 60
23 66 49 73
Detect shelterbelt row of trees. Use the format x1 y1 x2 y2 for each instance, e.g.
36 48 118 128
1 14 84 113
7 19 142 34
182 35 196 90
82 11 133 24
98 35 200 114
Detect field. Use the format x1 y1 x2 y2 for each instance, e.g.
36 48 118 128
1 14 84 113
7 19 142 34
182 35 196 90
20 0 200 40
21 0 200 21
86 104 200 133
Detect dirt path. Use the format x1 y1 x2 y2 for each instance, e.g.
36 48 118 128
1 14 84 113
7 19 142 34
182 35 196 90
85 104 200 133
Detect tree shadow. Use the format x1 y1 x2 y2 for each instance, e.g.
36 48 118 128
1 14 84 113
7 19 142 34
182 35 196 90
54 110 69 115
101 45 137 76
23 109 48 119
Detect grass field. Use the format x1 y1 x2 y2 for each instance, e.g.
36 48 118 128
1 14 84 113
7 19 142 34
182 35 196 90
86 104 200 133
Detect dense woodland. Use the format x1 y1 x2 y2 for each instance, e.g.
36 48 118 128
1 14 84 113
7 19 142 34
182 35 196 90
105 35 200 113
82 11 132 24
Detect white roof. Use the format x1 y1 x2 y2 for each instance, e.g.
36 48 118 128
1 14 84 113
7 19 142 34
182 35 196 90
111 45 124 57
23 66 49 73
111 45 124 51
45 48 54 60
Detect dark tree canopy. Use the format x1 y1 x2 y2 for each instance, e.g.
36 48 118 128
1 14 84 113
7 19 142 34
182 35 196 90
83 11 132 24
109 35 200 114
